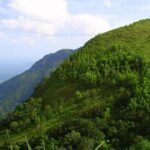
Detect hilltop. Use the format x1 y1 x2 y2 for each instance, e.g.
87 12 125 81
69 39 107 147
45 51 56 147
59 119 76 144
0 19 150 150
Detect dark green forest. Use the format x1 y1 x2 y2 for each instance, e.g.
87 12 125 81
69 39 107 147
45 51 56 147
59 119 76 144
0 19 150 149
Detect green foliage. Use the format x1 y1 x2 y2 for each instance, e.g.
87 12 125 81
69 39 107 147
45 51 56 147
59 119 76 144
1 19 150 149
75 90 83 100
9 121 19 131
129 139 150 150
25 136 32 150
64 130 81 148
77 137 94 150
6 130 13 150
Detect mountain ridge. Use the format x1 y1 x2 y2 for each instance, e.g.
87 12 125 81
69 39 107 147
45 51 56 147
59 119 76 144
0 19 150 149
0 49 74 115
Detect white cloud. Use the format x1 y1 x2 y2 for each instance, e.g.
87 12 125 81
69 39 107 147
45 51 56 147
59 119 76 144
138 5 150 10
9 0 69 23
1 18 59 35
1 0 111 37
71 14 111 35
7 0 69 35
104 0 112 8
11 36 35 45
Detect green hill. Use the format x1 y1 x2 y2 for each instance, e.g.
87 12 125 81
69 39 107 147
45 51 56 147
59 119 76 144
0 19 150 150
0 49 74 115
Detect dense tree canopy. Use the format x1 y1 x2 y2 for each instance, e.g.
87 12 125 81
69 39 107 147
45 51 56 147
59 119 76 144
0 19 150 149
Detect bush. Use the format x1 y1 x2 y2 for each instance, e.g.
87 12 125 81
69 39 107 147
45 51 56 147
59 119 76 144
64 130 81 147
9 121 19 131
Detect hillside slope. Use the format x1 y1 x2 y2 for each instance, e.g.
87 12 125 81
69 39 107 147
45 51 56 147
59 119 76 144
0 19 150 150
0 49 74 115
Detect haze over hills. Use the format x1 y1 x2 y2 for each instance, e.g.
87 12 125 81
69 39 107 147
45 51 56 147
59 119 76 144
0 49 74 115
0 62 33 83
0 19 150 149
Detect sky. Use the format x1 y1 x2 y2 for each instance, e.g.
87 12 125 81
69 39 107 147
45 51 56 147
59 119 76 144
0 0 150 75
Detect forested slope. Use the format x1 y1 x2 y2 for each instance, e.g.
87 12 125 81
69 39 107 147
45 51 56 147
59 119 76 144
0 19 150 150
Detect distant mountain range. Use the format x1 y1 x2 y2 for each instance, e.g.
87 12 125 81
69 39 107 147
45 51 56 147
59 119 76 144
0 49 74 115
0 62 33 83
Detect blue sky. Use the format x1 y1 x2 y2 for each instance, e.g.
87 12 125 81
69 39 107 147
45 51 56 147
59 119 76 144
0 0 150 65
